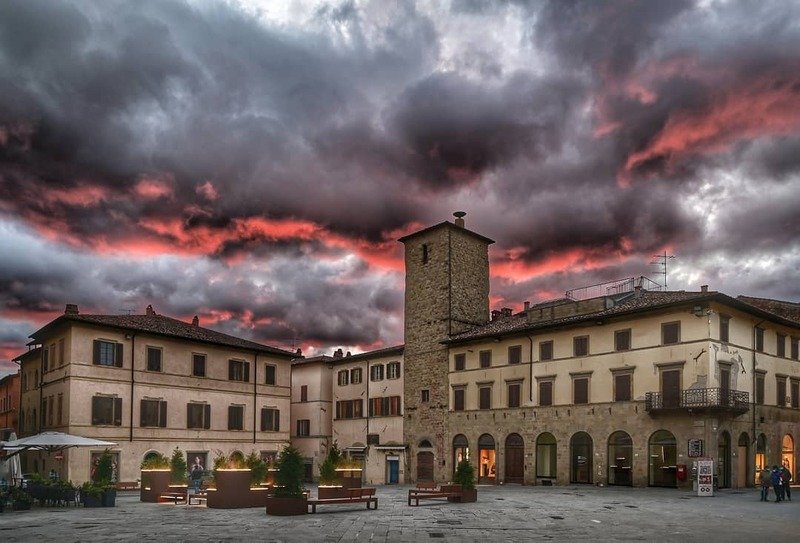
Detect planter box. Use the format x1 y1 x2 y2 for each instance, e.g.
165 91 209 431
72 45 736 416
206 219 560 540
102 489 116 507
265 496 307 516
12 501 32 511
207 470 268 509
140 470 171 502
82 494 103 508
317 486 349 499
457 488 478 503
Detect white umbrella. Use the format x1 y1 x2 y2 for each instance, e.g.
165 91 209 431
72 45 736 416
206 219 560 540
1 431 117 456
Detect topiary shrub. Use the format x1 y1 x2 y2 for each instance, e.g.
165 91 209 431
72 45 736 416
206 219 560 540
169 447 188 485
274 445 305 498
453 459 476 490
93 450 114 484
246 451 268 486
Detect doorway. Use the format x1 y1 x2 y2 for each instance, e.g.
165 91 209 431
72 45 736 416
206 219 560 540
387 458 399 484
661 370 681 408
755 433 767 485
478 434 496 484
649 430 677 487
416 451 434 482
570 432 593 484
717 431 731 488
737 433 749 488
504 433 524 484
608 431 633 486
782 434 795 476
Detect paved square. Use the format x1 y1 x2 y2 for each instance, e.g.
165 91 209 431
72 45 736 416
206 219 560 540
0 484 796 542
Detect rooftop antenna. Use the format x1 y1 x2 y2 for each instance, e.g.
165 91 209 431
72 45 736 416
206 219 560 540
651 251 675 290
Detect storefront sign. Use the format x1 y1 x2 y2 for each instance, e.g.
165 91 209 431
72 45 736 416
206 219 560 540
688 439 704 458
697 459 714 497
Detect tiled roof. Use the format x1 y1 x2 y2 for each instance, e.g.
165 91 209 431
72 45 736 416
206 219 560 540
30 313 295 358
397 221 494 245
446 290 760 344
737 296 800 325
291 344 405 366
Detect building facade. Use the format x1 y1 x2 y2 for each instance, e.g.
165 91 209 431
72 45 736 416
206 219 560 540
15 304 294 484
0 372 20 433
291 346 406 485
400 215 799 488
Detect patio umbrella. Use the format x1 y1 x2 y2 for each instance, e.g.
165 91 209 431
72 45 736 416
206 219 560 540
0 431 117 457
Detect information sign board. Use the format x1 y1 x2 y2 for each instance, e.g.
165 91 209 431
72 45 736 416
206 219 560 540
697 459 714 497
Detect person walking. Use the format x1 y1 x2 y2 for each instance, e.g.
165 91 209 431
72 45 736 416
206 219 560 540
771 465 784 503
781 465 792 501
760 467 772 501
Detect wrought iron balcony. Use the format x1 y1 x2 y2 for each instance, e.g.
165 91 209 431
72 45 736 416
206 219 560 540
644 388 750 416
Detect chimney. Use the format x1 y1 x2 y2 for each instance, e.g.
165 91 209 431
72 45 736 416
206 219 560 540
700 285 708 293
146 304 156 316
491 310 501 322
523 301 530 311
501 307 513 318
453 211 466 228
333 348 343 358
64 304 79 315
295 348 302 356
191 315 199 326
345 351 351 357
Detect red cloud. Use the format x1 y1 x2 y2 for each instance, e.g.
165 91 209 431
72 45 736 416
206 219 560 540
134 176 174 200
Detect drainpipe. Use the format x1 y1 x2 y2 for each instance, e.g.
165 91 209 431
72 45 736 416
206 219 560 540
253 352 258 444
129 334 135 442
528 336 534 401
38 347 44 433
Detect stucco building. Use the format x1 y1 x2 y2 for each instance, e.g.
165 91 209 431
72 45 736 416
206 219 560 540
15 304 295 483
0 372 20 433
399 214 799 488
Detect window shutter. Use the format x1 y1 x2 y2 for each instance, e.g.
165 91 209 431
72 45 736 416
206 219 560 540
140 399 147 426
113 397 122 426
187 405 192 429
228 362 234 380
244 362 250 383
115 343 123 367
260 408 267 431
228 405 235 430
93 340 101 365
204 404 211 429
159 401 167 428
274 410 279 432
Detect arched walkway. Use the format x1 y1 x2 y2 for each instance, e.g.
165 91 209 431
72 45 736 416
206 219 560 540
608 431 633 486
649 430 677 487
570 432 593 484
504 433 524 484
478 434 496 483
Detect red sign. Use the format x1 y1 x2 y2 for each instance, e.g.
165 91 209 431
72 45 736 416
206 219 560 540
54 452 64 461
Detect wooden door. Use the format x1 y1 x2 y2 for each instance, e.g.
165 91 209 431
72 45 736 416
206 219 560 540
504 434 524 484
416 451 434 482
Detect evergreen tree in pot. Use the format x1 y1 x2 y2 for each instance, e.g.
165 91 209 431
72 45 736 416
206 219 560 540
266 445 307 515
452 459 477 502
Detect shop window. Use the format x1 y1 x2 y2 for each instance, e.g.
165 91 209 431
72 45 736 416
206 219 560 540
536 433 557 478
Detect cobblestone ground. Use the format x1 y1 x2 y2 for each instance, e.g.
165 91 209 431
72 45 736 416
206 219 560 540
0 484 797 542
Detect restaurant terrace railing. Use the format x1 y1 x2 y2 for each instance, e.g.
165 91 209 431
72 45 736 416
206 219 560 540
644 388 750 415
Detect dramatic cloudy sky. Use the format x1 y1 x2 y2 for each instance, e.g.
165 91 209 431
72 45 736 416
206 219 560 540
2 0 800 374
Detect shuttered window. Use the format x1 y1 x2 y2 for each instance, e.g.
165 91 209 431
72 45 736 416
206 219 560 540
260 408 280 431
508 345 522 365
479 386 491 409
614 373 632 402
187 403 211 429
93 340 123 367
539 381 553 406
453 388 465 411
92 396 122 425
140 399 168 427
228 360 250 382
573 377 589 404
507 382 521 408
228 405 244 430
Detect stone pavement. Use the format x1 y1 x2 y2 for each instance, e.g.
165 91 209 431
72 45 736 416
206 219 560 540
0 484 797 542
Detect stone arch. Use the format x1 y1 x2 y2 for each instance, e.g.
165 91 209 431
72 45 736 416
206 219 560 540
607 431 633 486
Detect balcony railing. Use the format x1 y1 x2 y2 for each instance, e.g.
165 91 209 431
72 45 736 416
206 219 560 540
644 388 750 415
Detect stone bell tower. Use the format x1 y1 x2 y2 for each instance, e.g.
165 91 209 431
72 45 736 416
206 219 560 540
399 212 493 482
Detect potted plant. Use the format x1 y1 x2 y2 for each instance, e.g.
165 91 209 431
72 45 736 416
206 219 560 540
246 451 268 487
11 487 33 511
266 445 307 516
451 459 477 502
318 442 347 498
169 448 188 485
84 449 117 507
140 452 170 502
336 456 363 489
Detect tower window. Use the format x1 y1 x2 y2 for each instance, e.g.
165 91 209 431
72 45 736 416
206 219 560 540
422 243 429 264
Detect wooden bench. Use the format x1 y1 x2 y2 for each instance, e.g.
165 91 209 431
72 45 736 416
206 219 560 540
116 481 140 491
407 484 462 506
188 491 207 506
307 487 378 513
